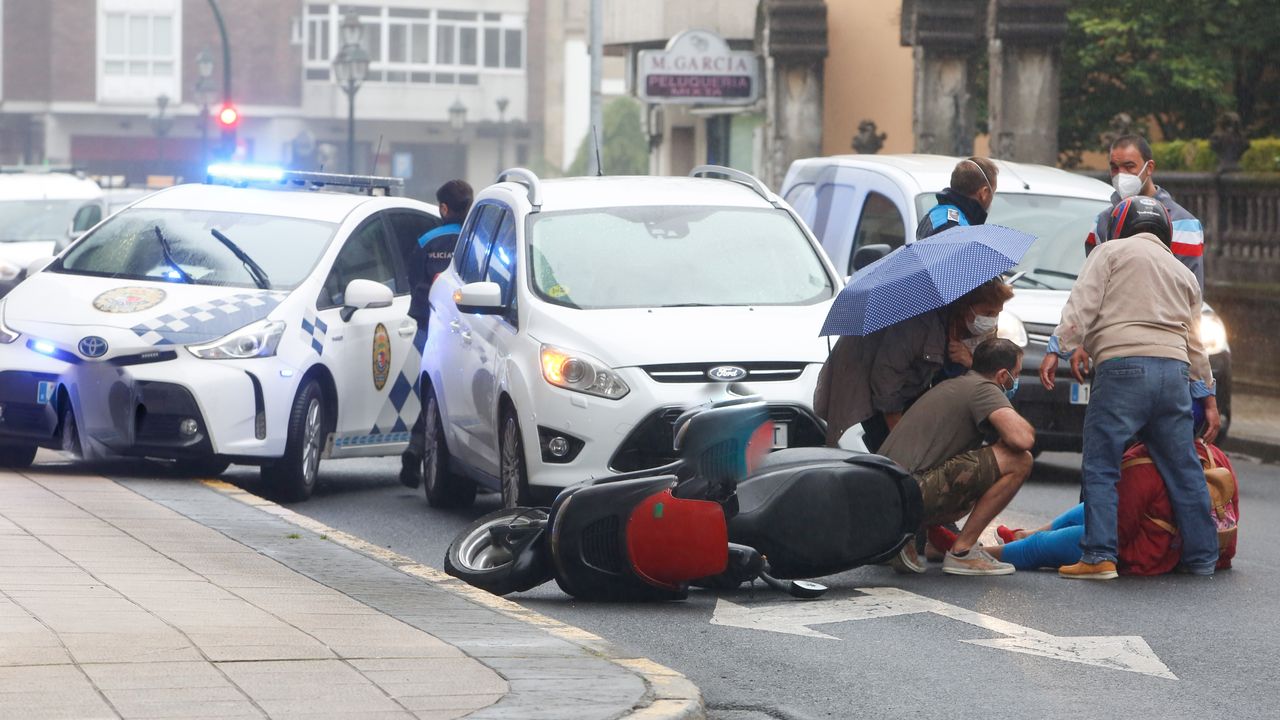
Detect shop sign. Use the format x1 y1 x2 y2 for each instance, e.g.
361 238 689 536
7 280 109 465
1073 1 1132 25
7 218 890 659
638 30 759 105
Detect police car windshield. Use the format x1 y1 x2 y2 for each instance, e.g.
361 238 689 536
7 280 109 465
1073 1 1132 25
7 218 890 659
528 206 833 309
54 208 335 290
915 193 1110 291
0 199 82 242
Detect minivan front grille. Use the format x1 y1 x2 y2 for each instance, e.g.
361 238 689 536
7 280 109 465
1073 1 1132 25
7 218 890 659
642 361 807 384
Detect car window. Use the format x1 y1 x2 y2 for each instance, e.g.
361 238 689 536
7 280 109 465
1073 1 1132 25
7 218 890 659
456 204 503 284
528 206 834 309
72 204 103 233
916 192 1110 291
850 191 906 273
783 183 816 224
320 214 401 307
484 211 518 309
387 210 441 271
0 199 88 242
55 207 336 289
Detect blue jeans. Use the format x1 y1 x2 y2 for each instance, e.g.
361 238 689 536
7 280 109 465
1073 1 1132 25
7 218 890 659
1001 504 1085 570
1080 357 1218 572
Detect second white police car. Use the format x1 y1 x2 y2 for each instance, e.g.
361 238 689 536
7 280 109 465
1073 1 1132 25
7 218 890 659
0 165 440 501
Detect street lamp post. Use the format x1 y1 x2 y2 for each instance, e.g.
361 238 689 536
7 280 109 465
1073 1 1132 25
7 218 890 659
332 11 370 174
195 49 216 170
495 97 509 175
448 98 467 178
151 93 173 173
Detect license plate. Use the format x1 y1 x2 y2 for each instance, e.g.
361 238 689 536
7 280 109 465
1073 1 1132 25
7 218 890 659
773 422 789 448
1070 382 1091 405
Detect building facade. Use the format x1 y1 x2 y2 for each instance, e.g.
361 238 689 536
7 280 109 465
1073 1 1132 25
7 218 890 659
0 0 545 199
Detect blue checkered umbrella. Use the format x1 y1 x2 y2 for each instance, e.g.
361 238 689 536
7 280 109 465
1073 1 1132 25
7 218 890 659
820 224 1036 336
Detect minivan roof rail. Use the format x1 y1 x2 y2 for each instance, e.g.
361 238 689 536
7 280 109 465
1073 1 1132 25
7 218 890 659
689 165 780 208
496 167 542 211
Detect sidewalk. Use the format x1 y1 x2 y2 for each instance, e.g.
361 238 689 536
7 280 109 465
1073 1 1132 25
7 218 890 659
0 457 703 720
1222 390 1280 464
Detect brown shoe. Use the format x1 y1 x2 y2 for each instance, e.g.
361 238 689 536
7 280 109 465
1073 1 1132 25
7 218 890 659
889 537 926 574
1059 560 1118 580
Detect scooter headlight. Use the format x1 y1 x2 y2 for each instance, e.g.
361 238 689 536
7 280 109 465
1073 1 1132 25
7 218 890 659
0 260 20 282
540 344 629 399
997 310 1027 348
188 320 286 359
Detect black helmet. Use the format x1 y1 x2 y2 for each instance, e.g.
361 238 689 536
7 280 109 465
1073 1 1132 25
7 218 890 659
1108 195 1172 245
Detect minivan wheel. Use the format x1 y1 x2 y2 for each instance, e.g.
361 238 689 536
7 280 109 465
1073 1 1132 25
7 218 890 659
422 386 475 508
500 409 533 509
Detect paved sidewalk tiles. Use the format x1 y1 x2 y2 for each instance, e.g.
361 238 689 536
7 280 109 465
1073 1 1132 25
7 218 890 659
0 467 704 719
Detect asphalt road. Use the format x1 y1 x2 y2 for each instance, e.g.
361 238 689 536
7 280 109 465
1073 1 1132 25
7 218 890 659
187 452 1280 719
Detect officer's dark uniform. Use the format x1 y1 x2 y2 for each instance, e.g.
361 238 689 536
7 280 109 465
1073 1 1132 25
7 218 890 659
914 189 989 240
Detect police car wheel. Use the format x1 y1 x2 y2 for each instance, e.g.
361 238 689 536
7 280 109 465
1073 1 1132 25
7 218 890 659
60 402 82 459
0 445 37 468
422 387 475 509
263 380 326 502
500 410 532 509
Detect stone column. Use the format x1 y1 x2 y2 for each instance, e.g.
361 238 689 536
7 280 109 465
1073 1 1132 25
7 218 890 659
900 0 985 156
986 0 1068 164
757 0 827 190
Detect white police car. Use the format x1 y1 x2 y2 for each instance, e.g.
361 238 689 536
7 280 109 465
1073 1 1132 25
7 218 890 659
0 165 440 501
416 166 841 509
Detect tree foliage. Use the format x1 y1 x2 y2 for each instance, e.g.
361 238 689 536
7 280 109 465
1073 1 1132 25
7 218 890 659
568 97 649 176
1060 0 1280 161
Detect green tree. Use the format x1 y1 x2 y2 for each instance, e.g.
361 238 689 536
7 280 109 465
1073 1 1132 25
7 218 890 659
567 97 649 176
1059 0 1280 161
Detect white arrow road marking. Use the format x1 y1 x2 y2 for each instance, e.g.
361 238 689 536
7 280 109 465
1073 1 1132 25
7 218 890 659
711 586 1176 679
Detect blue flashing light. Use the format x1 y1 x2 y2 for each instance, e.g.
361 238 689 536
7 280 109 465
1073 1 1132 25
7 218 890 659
207 163 285 183
32 340 56 356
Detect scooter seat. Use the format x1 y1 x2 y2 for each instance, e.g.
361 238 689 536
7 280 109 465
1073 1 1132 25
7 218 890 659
729 453 923 578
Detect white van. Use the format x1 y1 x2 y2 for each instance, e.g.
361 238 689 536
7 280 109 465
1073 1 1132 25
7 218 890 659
0 169 107 296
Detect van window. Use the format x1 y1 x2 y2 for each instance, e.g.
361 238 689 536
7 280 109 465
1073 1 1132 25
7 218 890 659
850 191 906 273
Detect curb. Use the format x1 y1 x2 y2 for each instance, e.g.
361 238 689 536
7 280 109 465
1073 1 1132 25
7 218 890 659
202 480 706 720
1222 435 1280 465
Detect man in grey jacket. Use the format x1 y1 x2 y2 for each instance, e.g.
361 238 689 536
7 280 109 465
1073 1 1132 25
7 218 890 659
1040 195 1219 580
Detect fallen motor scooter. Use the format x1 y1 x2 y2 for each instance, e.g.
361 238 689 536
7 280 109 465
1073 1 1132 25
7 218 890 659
444 398 923 601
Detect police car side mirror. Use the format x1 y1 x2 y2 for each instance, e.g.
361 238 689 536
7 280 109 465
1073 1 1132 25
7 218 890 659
851 243 892 272
454 281 505 315
340 278 394 321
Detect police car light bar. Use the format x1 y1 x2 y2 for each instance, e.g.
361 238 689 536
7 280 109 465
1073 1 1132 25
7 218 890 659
205 164 404 196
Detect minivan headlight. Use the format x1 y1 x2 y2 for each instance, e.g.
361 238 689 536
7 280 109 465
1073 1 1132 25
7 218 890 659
188 320 285 359
540 344 630 399
0 260 20 282
1200 311 1229 355
997 310 1027 348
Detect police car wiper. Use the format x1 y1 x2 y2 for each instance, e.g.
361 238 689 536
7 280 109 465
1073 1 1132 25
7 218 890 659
153 226 194 284
210 229 270 290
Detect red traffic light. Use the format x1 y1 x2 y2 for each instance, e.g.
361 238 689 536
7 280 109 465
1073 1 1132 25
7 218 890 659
216 104 240 128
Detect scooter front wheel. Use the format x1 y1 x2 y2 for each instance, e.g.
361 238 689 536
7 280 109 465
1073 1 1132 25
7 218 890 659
445 507 553 596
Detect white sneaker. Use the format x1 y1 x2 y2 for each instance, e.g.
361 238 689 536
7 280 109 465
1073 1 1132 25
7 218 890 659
889 536 926 574
943 545 1015 576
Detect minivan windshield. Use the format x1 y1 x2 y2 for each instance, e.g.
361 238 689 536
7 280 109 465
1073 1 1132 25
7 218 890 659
916 193 1110 291
0 199 83 242
528 206 834 309
53 208 337 290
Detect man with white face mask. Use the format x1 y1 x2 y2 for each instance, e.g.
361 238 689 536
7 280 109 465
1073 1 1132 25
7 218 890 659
1086 135 1205 290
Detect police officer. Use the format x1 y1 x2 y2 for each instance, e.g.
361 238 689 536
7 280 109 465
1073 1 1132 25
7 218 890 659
1085 134 1205 291
915 157 999 239
401 179 473 488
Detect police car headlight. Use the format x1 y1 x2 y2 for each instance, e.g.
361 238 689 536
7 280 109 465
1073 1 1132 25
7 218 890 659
0 260 20 282
997 310 1027 348
540 344 629 399
0 302 19 344
188 320 286 359
1200 311 1229 355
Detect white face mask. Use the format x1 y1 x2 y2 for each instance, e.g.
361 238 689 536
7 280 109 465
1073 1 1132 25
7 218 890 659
1112 161 1150 199
967 314 998 337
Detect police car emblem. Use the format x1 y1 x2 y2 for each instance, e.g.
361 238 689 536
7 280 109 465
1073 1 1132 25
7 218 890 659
372 324 391 390
78 336 109 358
93 287 166 313
706 365 747 382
